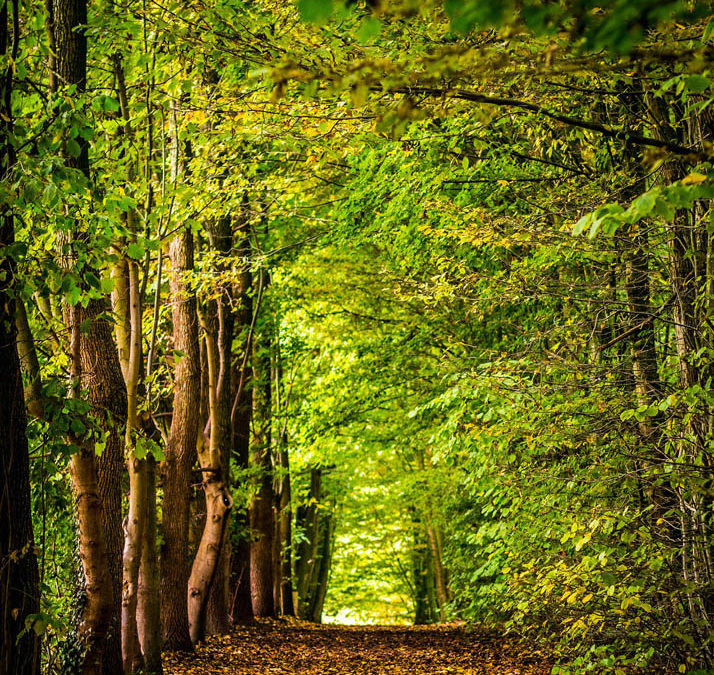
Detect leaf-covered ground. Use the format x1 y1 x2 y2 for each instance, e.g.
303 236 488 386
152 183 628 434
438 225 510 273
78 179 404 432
163 620 552 674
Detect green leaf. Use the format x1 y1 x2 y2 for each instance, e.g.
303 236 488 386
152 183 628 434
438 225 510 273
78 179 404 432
78 124 94 141
572 214 590 236
356 18 382 44
629 191 656 219
71 418 86 435
127 242 145 260
66 138 81 158
95 434 107 456
704 19 714 42
100 276 115 293
65 284 81 306
134 435 165 461
33 619 49 636
103 96 120 112
84 271 101 289
686 74 710 93
297 0 333 23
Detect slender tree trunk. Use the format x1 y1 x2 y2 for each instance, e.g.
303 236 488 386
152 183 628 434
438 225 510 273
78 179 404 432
161 225 200 652
272 342 295 617
121 454 146 675
250 291 276 618
414 448 449 619
83 304 127 675
229 219 254 623
621 223 681 538
272 490 282 614
119 256 147 675
110 51 162 671
187 471 232 643
295 468 322 618
0 5 41 671
307 512 334 624
15 299 44 420
425 522 448 619
294 468 335 622
410 509 432 626
205 216 235 635
50 0 126 670
137 456 162 674
277 446 295 617
67 309 115 675
188 298 233 644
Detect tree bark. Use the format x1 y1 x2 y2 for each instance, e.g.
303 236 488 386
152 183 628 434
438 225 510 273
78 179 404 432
229 219 254 623
137 456 162 674
294 468 336 622
81 301 127 675
67 308 115 675
250 291 276 618
295 467 322 618
188 297 233 644
161 225 200 652
425 522 448 619
14 299 44 420
306 512 334 623
205 216 235 635
0 4 41 671
277 446 295 616
119 256 147 675
273 350 295 617
410 510 433 626
49 0 126 669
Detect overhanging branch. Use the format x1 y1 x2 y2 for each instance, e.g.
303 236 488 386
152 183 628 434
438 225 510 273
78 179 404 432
388 86 694 155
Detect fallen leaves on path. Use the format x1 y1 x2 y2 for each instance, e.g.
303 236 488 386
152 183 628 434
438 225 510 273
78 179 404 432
163 620 552 674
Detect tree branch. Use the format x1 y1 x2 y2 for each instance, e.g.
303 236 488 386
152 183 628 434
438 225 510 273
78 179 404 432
389 86 694 155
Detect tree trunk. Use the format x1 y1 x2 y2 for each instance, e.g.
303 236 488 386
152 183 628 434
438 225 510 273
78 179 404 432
119 256 147 675
306 512 334 624
295 468 322 618
49 0 126 669
0 6 41 671
67 309 115 675
187 479 232 643
82 302 127 675
137 456 162 674
205 216 235 635
250 294 275 618
188 299 233 644
277 447 295 617
621 222 681 539
410 510 433 626
425 522 448 619
229 220 253 623
294 469 335 622
161 225 200 652
14 299 44 420
272 491 282 614
272 342 295 617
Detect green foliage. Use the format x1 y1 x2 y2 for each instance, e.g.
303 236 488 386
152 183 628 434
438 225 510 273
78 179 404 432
11 0 714 671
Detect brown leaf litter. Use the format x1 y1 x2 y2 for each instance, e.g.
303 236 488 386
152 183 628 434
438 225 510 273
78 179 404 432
163 620 552 674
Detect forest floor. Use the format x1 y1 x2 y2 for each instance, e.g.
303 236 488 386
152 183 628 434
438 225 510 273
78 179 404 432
163 619 553 674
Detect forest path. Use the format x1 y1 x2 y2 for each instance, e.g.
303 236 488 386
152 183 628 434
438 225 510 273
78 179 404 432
163 620 552 674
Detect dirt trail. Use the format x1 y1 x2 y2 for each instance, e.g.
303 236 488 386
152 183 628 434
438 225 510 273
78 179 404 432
163 620 552 674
